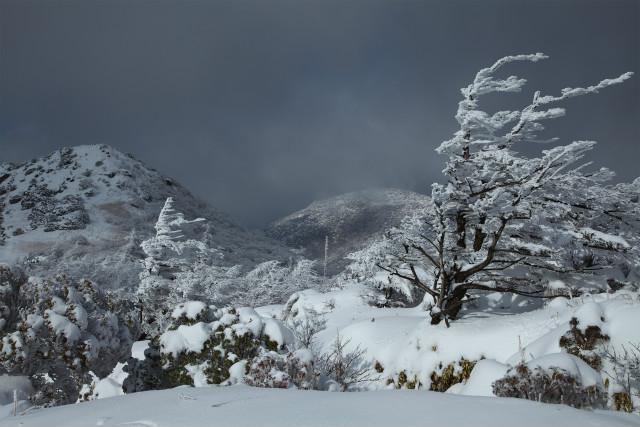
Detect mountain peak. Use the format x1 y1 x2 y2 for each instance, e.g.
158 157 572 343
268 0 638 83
0 144 292 291
265 188 430 272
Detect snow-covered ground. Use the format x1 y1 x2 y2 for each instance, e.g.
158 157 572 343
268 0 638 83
2 384 640 427
1 285 639 426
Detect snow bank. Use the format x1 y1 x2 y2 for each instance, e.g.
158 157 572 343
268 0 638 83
448 359 510 397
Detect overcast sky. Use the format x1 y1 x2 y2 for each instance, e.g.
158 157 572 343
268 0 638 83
1 0 638 229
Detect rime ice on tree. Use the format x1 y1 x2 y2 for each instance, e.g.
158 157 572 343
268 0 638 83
376 54 637 326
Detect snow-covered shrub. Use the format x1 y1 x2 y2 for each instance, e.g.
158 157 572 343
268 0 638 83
285 304 327 350
159 306 263 387
387 357 480 391
603 343 640 413
0 271 137 406
124 303 296 391
281 291 335 351
122 340 170 393
244 349 319 390
559 317 609 370
390 371 421 389
342 238 421 308
318 332 378 391
429 358 480 392
0 264 27 332
492 354 605 409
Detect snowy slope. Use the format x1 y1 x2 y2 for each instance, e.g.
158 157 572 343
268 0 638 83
0 145 292 291
265 188 430 273
2 384 639 427
280 285 640 391
2 285 639 425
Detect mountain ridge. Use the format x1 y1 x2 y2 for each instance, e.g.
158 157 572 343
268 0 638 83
265 188 431 273
0 144 292 291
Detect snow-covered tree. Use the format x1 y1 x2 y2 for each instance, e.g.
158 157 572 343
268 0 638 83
377 54 636 326
342 236 420 307
137 197 237 335
228 258 321 308
0 266 138 406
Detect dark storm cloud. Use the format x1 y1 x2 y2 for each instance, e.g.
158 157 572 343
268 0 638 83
1 0 638 229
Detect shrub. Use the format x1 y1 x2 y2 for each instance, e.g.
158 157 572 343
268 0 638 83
318 332 378 391
429 358 479 392
559 317 609 370
0 269 138 406
159 307 261 387
244 349 318 390
124 304 297 392
122 340 170 393
493 363 605 409
603 343 640 414
388 357 480 391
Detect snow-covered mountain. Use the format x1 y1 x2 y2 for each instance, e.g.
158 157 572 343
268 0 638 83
0 145 292 291
265 188 431 273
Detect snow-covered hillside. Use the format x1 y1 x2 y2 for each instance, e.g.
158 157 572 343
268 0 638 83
265 188 430 273
0 145 293 291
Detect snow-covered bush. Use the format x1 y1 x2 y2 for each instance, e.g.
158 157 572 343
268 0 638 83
603 343 640 413
429 358 480 392
159 306 263 387
387 357 480 391
0 264 27 332
244 349 319 390
559 317 609 370
0 269 138 406
122 340 170 394
124 302 298 391
318 332 378 391
285 304 327 350
492 354 605 409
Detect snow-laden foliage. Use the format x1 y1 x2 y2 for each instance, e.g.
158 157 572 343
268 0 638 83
374 54 636 325
342 235 423 307
318 331 379 391
559 317 610 371
226 258 322 308
137 197 239 336
603 343 640 413
493 354 606 409
0 266 138 406
244 348 319 390
138 198 323 336
123 301 319 392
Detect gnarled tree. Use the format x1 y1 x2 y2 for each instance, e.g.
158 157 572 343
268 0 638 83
377 54 636 326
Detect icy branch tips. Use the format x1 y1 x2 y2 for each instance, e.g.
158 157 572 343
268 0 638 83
376 53 636 326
